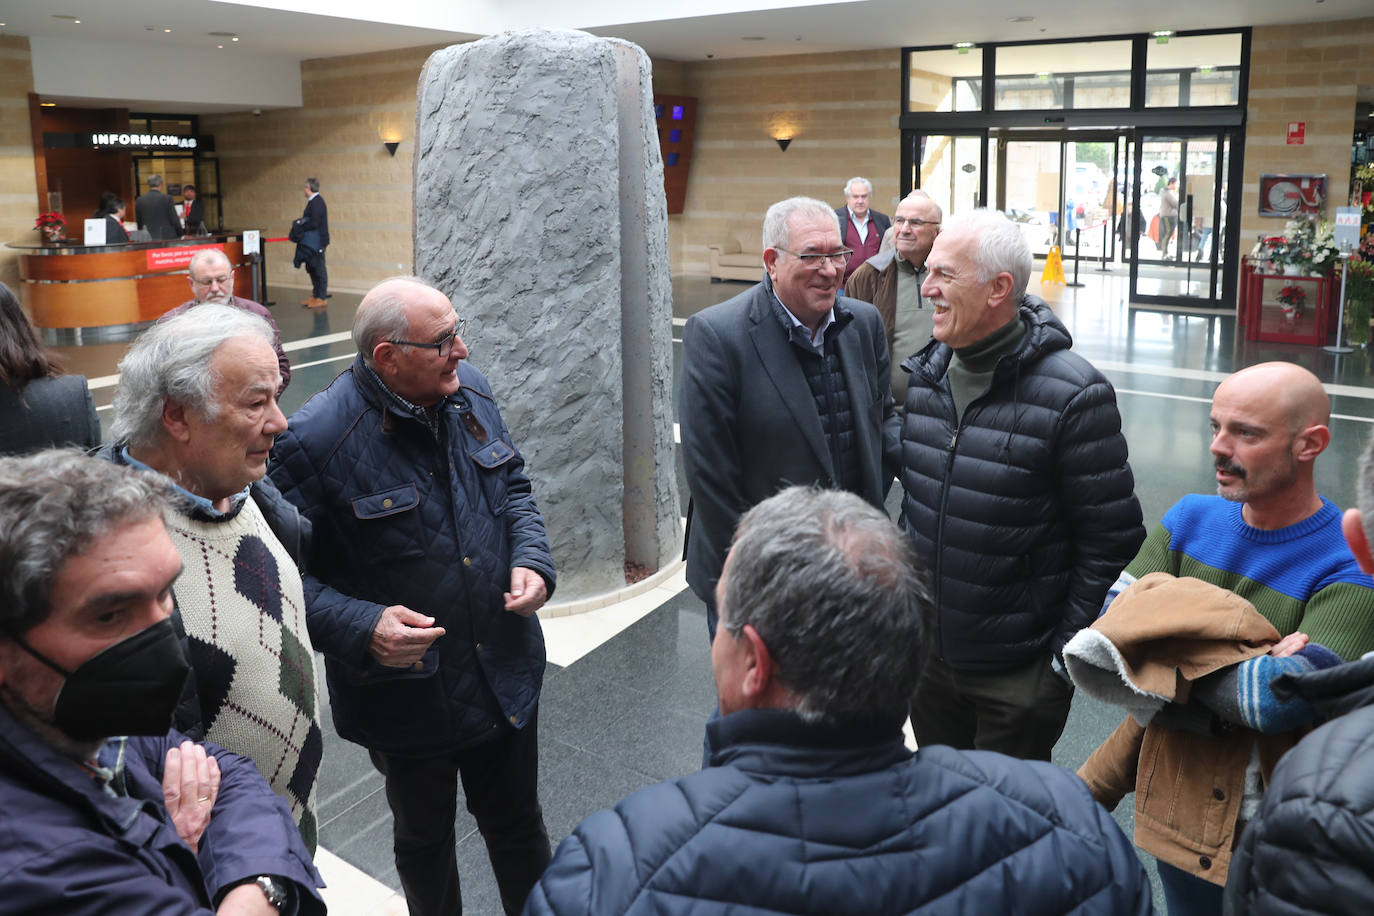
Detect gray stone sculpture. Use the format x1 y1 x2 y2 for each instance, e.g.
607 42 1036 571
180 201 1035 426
415 29 680 600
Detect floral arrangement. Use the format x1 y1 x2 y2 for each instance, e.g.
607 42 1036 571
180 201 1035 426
1277 285 1307 308
33 211 65 231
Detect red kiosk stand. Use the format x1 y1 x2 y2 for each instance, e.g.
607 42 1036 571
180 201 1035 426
1239 258 1337 346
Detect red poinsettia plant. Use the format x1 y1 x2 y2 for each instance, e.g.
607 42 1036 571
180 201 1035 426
34 211 66 230
1277 285 1307 308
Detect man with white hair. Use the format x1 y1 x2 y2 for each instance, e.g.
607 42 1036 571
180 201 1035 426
835 177 891 282
681 196 900 639
898 208 1143 761
163 248 291 393
103 305 321 850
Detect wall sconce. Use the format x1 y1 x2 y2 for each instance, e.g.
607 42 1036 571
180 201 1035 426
384 141 401 157
775 137 792 152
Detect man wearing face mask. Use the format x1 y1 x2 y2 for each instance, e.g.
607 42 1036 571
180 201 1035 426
0 450 323 915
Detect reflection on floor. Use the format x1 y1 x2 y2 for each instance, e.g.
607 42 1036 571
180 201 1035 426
51 275 1374 914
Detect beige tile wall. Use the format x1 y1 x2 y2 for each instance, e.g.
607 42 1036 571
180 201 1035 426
0 36 38 290
202 45 444 294
662 50 902 276
1240 18 1374 248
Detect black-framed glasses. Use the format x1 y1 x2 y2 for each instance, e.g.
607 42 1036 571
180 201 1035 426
390 318 468 358
775 247 852 270
892 217 940 229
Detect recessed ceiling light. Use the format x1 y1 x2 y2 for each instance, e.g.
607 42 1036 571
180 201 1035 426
741 36 765 41
217 44 224 49
40 102 56 107
231 36 239 42
52 14 80 21
163 28 172 33
954 41 976 49
209 31 237 38
1151 30 1175 38
1008 16 1035 23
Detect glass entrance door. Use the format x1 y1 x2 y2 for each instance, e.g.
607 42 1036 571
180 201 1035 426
992 131 1122 264
908 133 987 219
1128 131 1233 308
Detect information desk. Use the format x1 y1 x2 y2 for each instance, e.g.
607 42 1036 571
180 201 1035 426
1238 259 1337 347
10 233 254 344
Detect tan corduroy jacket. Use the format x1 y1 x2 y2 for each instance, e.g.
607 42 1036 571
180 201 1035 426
1073 573 1301 886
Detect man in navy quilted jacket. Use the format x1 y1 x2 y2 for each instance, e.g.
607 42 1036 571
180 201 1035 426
524 486 1152 916
271 276 556 916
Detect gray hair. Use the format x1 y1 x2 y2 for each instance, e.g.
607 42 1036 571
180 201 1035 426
843 177 872 196
761 197 841 255
187 248 231 277
0 450 172 636
942 208 1032 300
719 486 933 725
305 177 320 193
111 305 276 449
353 275 453 367
147 174 163 188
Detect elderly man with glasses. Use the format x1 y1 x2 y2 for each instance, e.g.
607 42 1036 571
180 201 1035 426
680 196 901 641
846 190 943 409
164 248 291 393
269 276 555 916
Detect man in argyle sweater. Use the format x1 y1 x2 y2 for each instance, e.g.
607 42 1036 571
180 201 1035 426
104 305 322 852
1083 361 1374 916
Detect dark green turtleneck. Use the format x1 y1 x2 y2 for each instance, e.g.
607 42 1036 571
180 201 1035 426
946 315 1027 418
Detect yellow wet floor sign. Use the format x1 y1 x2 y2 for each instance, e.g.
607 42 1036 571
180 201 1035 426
1041 246 1065 284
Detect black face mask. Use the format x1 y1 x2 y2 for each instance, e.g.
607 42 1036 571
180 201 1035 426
9 618 189 741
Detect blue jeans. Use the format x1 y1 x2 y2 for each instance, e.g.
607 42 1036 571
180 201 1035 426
1156 860 1223 916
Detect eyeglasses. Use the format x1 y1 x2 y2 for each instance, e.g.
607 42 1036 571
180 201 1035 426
775 248 852 270
390 318 468 358
892 217 940 229
191 273 233 287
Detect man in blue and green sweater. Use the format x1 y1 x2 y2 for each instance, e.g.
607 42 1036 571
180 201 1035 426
1094 361 1374 916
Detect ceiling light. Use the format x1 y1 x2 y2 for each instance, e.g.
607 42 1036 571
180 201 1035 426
954 41 975 54
40 102 56 107
217 44 224 49
231 36 239 42
164 28 172 33
741 36 765 41
52 14 80 21
1008 16 1034 22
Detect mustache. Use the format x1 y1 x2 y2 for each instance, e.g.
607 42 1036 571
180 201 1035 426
1215 458 1246 479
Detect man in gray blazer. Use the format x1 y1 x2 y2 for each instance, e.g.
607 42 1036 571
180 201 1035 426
681 196 901 638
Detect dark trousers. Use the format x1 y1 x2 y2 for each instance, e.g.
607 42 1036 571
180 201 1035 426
910 652 1072 762
1157 860 1223 916
368 711 551 916
304 249 328 298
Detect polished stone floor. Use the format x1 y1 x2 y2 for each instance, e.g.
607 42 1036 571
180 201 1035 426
51 271 1374 914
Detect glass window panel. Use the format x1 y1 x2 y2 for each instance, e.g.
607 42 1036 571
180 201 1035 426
907 48 983 113
1146 33 1242 108
994 40 1133 111
917 135 982 216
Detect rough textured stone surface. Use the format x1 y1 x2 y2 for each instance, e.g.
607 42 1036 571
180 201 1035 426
415 30 679 600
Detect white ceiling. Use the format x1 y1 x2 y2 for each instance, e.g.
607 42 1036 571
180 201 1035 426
1 0 1365 61
1 0 1367 94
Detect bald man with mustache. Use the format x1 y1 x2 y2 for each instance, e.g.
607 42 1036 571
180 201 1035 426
1077 361 1374 916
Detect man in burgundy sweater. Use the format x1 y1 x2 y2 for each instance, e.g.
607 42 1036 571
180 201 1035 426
835 177 891 283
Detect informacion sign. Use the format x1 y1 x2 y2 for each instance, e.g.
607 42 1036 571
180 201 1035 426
1286 122 1306 145
242 230 261 255
146 244 223 272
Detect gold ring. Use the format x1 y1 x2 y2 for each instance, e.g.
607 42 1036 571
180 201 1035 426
197 795 212 803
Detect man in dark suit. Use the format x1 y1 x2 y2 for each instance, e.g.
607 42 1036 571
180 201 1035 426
680 196 901 638
292 177 330 308
835 177 891 283
135 174 181 240
178 184 205 236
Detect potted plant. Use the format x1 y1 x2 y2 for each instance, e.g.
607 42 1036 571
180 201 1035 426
1277 284 1306 324
1344 234 1374 346
34 211 66 243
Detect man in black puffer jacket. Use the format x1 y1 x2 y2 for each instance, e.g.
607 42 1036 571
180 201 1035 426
1224 432 1374 916
899 208 1144 762
525 487 1153 916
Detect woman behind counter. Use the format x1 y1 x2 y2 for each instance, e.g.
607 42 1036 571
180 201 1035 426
0 281 101 454
91 191 131 244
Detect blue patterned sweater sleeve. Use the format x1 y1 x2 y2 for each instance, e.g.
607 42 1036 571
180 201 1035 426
1191 643 1345 733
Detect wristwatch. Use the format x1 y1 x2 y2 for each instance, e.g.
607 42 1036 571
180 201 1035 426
255 875 289 910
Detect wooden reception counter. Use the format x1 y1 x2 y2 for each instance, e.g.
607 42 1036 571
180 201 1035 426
11 233 254 344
